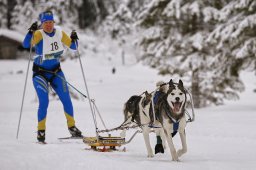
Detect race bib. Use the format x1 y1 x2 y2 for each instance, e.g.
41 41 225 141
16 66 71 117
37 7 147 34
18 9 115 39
40 27 64 60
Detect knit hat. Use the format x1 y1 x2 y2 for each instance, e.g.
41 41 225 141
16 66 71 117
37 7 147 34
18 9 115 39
39 11 54 23
156 81 166 87
156 81 168 93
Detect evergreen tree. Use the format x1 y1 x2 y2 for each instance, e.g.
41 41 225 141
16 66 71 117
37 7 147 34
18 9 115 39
137 0 238 107
78 0 109 29
11 0 37 33
42 0 82 29
95 0 151 66
99 0 150 39
0 0 7 28
11 0 82 32
7 0 17 29
0 0 16 29
207 0 256 98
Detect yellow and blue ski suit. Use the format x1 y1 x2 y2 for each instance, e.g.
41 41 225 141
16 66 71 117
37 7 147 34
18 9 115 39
23 28 77 131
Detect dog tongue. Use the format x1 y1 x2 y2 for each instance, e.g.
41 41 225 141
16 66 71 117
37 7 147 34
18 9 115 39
173 102 180 113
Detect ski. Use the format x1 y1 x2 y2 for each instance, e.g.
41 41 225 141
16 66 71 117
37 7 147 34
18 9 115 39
37 141 47 145
58 136 84 140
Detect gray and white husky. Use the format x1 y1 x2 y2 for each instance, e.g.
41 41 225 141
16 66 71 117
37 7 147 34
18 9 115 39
122 79 188 161
155 79 187 161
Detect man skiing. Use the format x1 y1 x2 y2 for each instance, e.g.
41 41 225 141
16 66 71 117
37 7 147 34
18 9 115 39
23 11 82 143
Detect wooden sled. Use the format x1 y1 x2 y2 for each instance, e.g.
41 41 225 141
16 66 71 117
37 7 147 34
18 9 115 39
83 130 141 152
83 136 125 152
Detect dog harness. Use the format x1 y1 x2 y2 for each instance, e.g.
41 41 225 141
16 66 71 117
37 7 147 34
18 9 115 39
164 104 184 133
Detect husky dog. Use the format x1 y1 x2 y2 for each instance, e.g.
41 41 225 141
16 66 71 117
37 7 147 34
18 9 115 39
122 80 187 161
155 79 187 161
122 91 166 157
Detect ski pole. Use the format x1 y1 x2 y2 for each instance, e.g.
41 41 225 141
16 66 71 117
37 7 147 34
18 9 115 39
53 73 88 98
74 39 99 139
16 34 34 139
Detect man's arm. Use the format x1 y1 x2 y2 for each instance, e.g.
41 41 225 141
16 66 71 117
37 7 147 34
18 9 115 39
23 30 42 48
61 31 77 50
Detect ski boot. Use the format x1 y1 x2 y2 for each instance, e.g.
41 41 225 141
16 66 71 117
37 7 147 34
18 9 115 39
155 136 164 154
68 126 82 137
37 130 45 143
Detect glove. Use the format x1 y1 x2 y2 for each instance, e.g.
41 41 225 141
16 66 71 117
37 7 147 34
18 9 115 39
28 21 38 33
70 30 79 41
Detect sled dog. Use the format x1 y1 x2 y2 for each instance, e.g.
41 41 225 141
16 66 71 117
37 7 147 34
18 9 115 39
122 91 166 157
155 79 187 161
122 79 188 161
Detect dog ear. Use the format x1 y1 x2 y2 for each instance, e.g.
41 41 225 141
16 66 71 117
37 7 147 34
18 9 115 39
178 80 185 91
144 91 152 98
178 80 183 87
169 79 175 90
144 91 149 96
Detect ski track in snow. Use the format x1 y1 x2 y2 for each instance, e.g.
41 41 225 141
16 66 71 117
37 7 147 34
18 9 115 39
0 59 256 170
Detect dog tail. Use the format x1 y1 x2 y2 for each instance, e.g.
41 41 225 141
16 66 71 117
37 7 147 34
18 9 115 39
123 102 132 122
121 103 133 138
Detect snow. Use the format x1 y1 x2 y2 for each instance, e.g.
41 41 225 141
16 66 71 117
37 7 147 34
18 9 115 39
0 52 256 169
0 29 24 43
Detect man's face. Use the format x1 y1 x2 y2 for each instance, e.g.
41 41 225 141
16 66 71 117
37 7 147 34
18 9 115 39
42 21 54 33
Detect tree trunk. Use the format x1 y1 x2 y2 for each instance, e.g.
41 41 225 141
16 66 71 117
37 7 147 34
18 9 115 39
191 68 200 108
7 0 16 29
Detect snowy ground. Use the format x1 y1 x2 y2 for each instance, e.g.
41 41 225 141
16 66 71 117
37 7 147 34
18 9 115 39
0 55 256 170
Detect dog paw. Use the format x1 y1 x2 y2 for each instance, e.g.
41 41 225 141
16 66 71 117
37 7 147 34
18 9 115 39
148 149 154 158
177 149 187 157
172 158 180 162
172 156 180 162
171 151 179 161
147 154 154 158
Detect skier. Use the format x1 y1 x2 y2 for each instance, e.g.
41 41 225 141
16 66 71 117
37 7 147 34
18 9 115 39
153 81 168 105
23 11 82 143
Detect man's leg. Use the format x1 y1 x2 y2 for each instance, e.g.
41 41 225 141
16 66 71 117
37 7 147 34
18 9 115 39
52 71 82 137
155 132 164 154
33 76 49 142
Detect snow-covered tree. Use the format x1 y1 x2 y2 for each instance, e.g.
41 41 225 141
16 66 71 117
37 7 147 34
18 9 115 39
99 0 149 39
97 0 150 66
11 0 37 33
0 0 17 29
0 0 7 28
137 0 242 107
44 0 82 29
11 0 82 32
78 0 109 29
102 3 134 39
6 0 256 107
207 0 256 96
